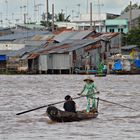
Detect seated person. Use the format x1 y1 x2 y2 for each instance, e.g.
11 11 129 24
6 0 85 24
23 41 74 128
63 95 76 113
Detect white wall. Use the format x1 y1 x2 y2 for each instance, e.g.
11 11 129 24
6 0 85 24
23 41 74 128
0 43 25 50
72 13 107 22
55 22 78 30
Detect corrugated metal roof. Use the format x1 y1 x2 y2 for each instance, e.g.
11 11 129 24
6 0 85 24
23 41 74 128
17 24 45 29
31 35 42 40
7 46 41 57
68 39 100 52
0 27 11 31
98 32 119 41
0 31 49 41
54 30 94 42
121 45 139 50
12 39 47 45
25 40 46 46
28 54 39 59
41 38 100 54
0 50 14 55
20 54 29 60
31 34 54 41
71 30 93 40
40 34 54 41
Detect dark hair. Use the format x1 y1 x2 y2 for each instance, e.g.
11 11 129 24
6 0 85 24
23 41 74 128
65 95 71 101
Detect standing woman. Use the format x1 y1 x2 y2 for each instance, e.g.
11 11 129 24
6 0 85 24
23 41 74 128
79 77 99 112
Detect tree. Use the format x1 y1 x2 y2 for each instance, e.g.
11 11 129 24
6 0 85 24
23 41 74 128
121 3 140 14
121 33 127 46
40 20 58 31
40 11 57 29
57 12 65 21
65 15 70 22
125 17 140 45
56 12 70 22
40 20 49 27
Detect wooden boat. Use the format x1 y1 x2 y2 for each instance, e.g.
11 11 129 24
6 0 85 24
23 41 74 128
46 106 98 122
75 69 97 75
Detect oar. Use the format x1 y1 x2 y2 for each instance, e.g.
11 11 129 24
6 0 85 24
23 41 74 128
78 92 136 111
16 96 82 115
95 97 137 111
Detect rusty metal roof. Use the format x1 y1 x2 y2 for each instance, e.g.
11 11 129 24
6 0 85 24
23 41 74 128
41 38 100 54
31 34 54 41
28 54 39 59
7 46 42 57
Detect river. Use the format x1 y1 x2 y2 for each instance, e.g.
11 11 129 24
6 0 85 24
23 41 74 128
0 75 140 140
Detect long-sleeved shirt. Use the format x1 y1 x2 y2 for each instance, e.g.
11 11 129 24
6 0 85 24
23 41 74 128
81 83 97 98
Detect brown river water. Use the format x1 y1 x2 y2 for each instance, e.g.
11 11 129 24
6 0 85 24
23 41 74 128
0 75 140 140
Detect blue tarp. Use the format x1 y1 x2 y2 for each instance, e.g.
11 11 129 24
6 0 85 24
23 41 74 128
112 60 122 70
0 55 7 61
134 60 140 68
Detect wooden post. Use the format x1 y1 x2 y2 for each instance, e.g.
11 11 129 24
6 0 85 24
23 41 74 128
129 1 132 31
46 0 49 27
52 4 54 32
90 2 93 30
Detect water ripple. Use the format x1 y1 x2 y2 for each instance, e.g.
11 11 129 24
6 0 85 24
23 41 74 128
0 75 140 140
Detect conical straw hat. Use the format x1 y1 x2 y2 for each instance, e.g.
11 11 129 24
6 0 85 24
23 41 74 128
83 77 94 82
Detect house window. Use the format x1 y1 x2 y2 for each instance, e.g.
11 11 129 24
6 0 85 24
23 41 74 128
118 28 123 33
121 28 123 33
109 29 114 32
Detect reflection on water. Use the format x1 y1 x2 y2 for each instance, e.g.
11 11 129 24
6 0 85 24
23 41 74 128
0 75 140 140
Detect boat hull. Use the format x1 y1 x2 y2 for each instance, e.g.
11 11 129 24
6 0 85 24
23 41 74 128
95 73 106 77
46 106 98 122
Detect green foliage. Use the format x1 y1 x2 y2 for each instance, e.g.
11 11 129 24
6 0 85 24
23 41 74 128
125 17 140 45
127 28 140 45
97 63 104 74
65 15 70 22
56 12 70 22
138 16 140 28
40 21 46 27
56 13 65 21
121 3 140 14
40 20 58 31
121 33 127 46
